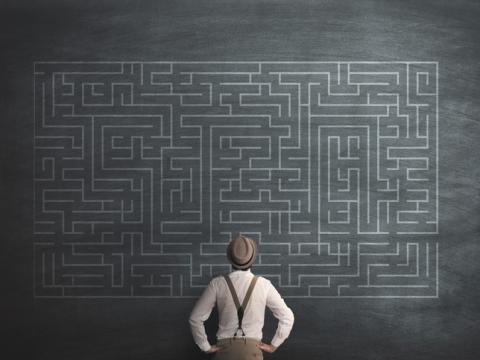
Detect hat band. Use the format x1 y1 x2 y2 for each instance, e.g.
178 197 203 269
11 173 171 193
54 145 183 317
233 248 255 266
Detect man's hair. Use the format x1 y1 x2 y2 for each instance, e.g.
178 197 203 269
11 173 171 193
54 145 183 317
232 265 252 271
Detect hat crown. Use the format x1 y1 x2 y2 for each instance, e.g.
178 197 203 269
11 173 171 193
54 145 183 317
227 235 257 269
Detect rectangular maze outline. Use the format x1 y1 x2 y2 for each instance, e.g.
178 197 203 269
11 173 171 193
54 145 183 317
33 61 439 298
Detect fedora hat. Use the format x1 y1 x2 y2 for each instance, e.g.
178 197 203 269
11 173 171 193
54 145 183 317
227 235 257 269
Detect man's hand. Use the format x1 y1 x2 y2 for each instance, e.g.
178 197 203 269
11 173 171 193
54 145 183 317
205 345 222 353
257 342 277 353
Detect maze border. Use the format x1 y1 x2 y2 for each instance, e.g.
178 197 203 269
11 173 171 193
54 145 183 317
33 61 439 299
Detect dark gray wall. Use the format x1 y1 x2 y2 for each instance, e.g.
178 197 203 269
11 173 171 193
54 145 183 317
1 0 480 359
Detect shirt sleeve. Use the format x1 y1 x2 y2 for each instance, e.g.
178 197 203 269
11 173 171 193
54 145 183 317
265 281 295 348
188 279 217 352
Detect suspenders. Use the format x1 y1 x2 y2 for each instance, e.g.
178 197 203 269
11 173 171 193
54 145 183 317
223 274 258 338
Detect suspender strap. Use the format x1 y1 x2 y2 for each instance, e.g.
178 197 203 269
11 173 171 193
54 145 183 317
223 274 258 337
242 276 258 310
223 275 241 310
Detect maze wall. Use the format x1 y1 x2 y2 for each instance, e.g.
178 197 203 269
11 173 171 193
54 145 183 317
33 61 438 298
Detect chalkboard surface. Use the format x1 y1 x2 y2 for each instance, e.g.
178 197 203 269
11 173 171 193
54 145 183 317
1 1 479 359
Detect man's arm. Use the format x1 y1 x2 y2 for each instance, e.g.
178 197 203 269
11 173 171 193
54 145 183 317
188 279 217 352
265 281 295 349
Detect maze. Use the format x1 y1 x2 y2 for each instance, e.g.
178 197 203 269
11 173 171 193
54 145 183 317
34 62 439 298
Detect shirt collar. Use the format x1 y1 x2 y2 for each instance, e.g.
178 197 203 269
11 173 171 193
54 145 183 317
230 268 252 275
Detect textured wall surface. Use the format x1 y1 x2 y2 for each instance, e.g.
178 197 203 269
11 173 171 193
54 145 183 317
2 1 480 359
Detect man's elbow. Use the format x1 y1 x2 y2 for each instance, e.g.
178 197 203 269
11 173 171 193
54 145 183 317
288 307 295 326
188 315 198 326
189 313 204 328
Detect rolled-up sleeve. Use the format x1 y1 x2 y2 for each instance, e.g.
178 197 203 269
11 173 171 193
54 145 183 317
265 281 294 348
189 279 217 352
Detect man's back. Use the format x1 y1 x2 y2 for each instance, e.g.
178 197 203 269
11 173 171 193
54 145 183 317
217 269 272 341
189 268 294 351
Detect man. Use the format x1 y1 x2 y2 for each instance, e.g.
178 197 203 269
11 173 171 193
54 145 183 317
189 235 294 359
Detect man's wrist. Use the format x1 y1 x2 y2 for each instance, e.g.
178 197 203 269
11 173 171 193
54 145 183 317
199 341 212 353
270 337 282 348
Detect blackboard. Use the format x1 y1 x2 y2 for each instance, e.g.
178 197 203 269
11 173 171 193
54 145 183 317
1 1 479 359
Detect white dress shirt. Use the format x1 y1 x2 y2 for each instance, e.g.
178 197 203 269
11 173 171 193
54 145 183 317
189 268 294 352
